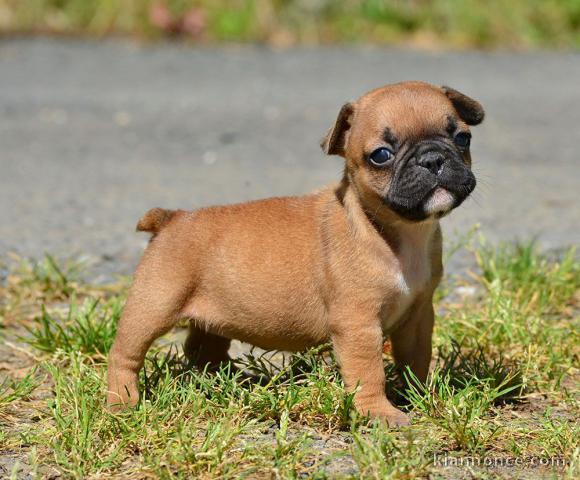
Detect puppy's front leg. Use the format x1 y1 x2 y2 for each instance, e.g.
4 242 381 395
332 315 409 427
390 295 434 387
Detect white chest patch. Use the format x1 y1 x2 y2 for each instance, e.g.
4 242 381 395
381 223 434 330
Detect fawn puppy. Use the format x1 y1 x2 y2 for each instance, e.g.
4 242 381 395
107 81 484 426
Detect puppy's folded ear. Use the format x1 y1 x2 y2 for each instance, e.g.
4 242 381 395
442 86 485 125
320 102 355 156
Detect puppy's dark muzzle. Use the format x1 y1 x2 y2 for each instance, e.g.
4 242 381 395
385 140 476 222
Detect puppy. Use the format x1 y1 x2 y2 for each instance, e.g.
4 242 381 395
107 81 484 426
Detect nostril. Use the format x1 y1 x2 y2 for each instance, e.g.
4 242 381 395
419 153 445 175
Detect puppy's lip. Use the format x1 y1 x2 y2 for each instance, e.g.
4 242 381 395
423 187 456 216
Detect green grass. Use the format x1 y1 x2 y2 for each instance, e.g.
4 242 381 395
0 238 578 477
405 367 520 453
0 371 38 413
22 296 121 357
1 0 580 49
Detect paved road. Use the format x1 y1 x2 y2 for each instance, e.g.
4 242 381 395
1 39 579 276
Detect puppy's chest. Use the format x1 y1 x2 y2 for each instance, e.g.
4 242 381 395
380 240 432 330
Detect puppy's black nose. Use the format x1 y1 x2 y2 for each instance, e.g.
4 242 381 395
418 152 445 175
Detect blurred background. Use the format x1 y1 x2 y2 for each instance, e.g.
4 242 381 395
1 0 579 48
1 1 579 277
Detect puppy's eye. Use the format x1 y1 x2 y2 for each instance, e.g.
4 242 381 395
368 147 393 167
454 132 471 148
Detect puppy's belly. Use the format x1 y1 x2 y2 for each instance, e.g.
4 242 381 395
181 291 329 351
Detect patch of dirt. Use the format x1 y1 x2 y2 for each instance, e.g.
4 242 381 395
0 328 58 479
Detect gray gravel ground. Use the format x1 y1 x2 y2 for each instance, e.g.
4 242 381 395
1 39 579 276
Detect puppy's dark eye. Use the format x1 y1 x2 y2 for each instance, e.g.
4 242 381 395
368 147 393 167
454 132 471 148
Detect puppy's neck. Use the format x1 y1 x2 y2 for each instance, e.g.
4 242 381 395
337 173 437 253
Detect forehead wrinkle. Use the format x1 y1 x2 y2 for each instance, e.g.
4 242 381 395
382 127 398 147
446 115 458 134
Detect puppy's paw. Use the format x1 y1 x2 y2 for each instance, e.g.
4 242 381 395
383 409 411 427
357 401 411 427
107 367 140 411
107 388 139 411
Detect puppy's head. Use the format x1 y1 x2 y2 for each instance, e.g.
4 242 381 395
321 81 484 222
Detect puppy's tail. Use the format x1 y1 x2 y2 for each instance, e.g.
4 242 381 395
136 208 178 235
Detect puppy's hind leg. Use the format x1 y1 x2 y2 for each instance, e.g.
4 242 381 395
184 323 231 370
107 253 194 408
